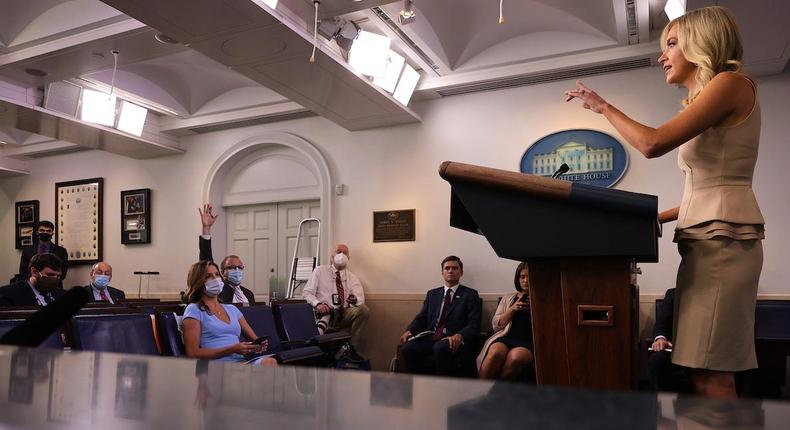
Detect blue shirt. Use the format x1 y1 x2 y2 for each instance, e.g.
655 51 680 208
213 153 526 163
184 303 245 362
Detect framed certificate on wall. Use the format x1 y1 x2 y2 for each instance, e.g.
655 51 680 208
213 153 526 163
55 178 103 265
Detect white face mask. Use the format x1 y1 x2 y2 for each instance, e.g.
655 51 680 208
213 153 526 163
333 252 348 267
204 278 224 296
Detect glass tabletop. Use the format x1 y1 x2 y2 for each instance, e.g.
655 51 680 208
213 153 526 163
0 345 787 430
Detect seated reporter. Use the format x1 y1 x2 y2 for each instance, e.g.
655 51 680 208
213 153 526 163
182 260 276 366
0 253 65 307
477 262 534 380
81 262 125 303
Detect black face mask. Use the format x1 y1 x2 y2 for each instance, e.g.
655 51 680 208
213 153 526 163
36 276 61 292
38 233 52 243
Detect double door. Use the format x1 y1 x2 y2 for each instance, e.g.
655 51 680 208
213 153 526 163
225 200 320 299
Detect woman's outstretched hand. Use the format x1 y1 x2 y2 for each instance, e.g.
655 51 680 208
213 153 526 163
564 80 608 114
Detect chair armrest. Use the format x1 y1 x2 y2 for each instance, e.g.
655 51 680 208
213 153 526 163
280 340 309 350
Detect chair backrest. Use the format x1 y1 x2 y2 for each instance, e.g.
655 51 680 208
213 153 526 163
71 314 159 355
0 319 64 349
273 303 319 342
755 301 790 340
156 312 186 357
238 305 283 353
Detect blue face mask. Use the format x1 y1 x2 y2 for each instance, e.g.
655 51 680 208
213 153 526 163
204 278 224 296
226 269 243 286
94 274 110 289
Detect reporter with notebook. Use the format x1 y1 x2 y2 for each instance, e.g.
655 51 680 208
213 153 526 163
399 256 480 376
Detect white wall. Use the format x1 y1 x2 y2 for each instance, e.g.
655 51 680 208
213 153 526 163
1 66 788 297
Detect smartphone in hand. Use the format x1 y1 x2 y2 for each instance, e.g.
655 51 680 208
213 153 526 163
252 336 268 345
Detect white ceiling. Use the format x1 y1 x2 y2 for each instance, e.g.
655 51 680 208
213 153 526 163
0 0 788 169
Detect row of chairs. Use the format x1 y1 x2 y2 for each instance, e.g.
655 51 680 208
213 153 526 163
0 301 353 367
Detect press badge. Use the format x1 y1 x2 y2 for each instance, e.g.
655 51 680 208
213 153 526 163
332 294 340 306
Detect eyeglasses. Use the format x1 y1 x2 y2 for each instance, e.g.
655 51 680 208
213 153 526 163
225 265 244 271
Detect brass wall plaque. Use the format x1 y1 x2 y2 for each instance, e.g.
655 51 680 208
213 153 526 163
373 209 415 242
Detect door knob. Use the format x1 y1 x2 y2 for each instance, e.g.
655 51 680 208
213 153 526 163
270 268 274 273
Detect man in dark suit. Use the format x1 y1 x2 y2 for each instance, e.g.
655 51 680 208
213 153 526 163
399 255 481 376
198 203 256 305
80 262 126 303
18 220 68 281
0 253 66 306
648 288 691 392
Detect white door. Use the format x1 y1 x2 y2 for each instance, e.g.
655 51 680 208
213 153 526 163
226 200 320 300
226 204 278 299
276 200 321 298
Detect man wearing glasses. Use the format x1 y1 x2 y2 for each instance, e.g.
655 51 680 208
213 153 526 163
197 203 256 305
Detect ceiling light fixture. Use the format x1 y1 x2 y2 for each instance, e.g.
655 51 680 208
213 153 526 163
348 30 392 78
373 50 405 93
499 0 504 24
117 100 148 136
399 0 416 25
664 0 686 20
393 64 420 106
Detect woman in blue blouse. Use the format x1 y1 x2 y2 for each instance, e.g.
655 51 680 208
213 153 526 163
182 260 277 366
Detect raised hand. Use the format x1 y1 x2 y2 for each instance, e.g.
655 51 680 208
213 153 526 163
199 203 218 235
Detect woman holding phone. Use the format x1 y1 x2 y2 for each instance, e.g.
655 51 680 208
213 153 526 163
477 262 534 380
182 260 277 366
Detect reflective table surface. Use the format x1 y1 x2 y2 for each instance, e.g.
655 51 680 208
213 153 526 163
1 345 788 430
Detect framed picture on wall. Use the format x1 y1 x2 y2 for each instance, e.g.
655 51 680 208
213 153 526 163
121 189 151 245
15 200 39 249
55 178 103 265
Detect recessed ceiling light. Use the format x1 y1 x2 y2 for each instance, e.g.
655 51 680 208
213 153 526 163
154 33 180 44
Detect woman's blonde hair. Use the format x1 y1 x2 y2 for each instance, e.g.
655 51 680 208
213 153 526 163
184 260 221 311
660 6 744 106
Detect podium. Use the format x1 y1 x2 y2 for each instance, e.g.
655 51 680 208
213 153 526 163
439 161 659 390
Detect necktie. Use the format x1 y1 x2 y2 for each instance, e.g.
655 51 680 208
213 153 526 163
232 286 247 305
433 289 453 341
45 293 54 305
99 289 109 301
335 271 345 312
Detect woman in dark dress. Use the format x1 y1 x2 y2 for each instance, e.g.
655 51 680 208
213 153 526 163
477 262 534 380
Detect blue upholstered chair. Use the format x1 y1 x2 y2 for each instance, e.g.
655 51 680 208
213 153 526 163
0 319 64 349
238 305 324 365
156 312 186 357
273 303 351 349
70 314 159 355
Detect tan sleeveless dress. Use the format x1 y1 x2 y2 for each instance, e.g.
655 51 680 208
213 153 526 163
671 77 764 371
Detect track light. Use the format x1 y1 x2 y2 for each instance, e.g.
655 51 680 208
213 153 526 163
399 0 416 25
348 30 391 78
664 0 686 20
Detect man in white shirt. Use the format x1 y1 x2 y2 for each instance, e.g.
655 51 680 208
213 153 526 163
303 244 369 349
81 262 126 303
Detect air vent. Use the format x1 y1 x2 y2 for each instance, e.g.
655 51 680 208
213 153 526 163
436 57 655 97
371 7 439 71
188 111 316 134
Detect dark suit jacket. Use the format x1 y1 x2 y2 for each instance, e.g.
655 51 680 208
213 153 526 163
81 285 126 303
653 288 675 341
0 280 65 307
198 236 256 305
408 285 480 341
18 242 69 280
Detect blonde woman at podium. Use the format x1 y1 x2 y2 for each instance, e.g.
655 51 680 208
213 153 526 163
477 262 534 380
565 6 763 399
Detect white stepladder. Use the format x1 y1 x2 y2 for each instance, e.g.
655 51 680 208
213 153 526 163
286 218 321 299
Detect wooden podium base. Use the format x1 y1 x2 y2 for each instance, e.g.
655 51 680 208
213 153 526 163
528 257 637 390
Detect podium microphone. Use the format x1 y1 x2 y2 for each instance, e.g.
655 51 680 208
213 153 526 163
0 287 90 347
551 163 570 179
